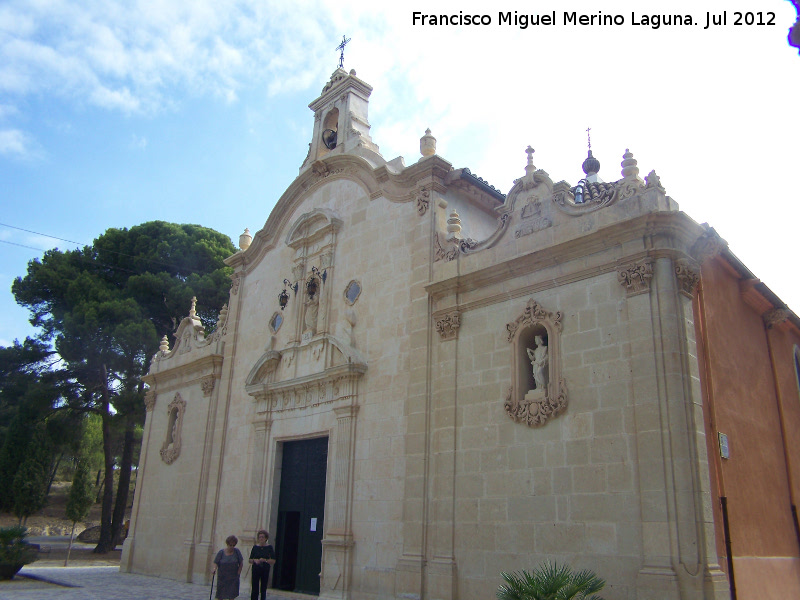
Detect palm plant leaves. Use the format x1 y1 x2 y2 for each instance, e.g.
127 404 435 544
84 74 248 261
497 562 605 600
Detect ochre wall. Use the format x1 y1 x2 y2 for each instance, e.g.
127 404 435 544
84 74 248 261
695 255 800 597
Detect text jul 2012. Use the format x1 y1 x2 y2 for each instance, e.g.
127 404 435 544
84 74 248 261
410 11 778 30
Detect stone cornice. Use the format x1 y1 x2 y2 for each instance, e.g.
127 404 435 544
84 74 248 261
427 211 705 299
142 354 224 391
246 361 367 399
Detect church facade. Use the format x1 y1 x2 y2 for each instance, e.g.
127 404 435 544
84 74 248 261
121 69 800 599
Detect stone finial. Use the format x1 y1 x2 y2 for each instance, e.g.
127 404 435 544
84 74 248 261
189 296 197 318
621 149 639 179
420 128 436 157
582 150 600 176
159 335 170 353
645 169 665 192
446 209 462 240
239 228 252 251
525 146 536 174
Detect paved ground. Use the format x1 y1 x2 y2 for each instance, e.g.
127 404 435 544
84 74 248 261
1 565 295 600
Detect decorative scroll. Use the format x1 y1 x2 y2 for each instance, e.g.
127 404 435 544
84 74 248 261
617 259 654 296
416 187 430 216
434 232 459 262
231 272 242 296
459 213 511 255
434 311 460 341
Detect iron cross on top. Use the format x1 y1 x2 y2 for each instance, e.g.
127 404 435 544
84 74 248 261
336 35 351 68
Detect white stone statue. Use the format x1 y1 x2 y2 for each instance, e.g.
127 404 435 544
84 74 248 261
526 336 548 390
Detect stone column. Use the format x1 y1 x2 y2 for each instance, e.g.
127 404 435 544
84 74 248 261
319 401 359 600
625 256 727 599
245 415 273 534
426 325 458 600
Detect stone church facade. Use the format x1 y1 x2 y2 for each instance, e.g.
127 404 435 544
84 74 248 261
121 69 800 599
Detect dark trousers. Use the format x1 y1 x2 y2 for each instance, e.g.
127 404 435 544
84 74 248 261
251 564 271 600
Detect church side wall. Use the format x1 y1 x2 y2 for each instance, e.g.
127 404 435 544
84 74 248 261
695 256 800 599
448 271 641 600
123 382 212 578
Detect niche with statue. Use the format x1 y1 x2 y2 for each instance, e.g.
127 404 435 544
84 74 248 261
504 298 567 427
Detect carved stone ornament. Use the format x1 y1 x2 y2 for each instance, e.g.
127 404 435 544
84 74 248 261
675 259 701 298
230 272 242 296
516 197 552 238
160 393 187 465
691 227 728 264
504 381 568 428
434 311 460 341
144 390 156 412
763 308 790 329
617 259 654 296
201 375 217 397
506 298 563 343
416 187 430 216
210 304 229 342
434 232 459 262
645 169 665 193
505 298 567 427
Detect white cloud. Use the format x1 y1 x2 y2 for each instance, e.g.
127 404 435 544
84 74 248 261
130 133 148 149
0 128 35 157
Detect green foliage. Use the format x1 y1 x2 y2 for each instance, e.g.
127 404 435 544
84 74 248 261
66 459 94 524
12 457 48 523
11 220 236 551
0 526 37 566
497 562 605 600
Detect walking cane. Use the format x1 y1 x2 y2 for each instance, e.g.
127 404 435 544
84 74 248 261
208 571 215 600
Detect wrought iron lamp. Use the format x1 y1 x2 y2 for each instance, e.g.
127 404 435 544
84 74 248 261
279 279 298 311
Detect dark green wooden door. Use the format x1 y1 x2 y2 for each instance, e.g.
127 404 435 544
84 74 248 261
274 437 328 595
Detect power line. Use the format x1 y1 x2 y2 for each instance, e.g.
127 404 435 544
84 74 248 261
0 222 226 274
0 222 85 247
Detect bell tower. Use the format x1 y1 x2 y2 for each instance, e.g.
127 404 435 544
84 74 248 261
301 68 381 172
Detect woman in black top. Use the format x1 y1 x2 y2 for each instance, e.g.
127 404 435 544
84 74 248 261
249 529 276 600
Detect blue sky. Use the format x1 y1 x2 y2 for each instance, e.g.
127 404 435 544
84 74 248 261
2 0 799 346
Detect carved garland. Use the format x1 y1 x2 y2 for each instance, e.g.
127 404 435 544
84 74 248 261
160 393 187 465
505 299 567 427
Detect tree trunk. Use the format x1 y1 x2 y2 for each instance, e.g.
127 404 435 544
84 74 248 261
93 366 116 554
111 414 136 547
65 522 75 566
46 452 62 496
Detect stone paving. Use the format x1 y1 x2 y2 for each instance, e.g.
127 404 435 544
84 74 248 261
0 566 291 600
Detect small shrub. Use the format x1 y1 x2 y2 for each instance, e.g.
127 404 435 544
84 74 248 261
497 561 605 600
0 525 38 568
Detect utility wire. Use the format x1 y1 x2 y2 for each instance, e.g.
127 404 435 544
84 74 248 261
0 222 223 274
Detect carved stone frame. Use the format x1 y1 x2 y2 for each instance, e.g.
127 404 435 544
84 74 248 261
160 393 187 464
505 299 567 427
